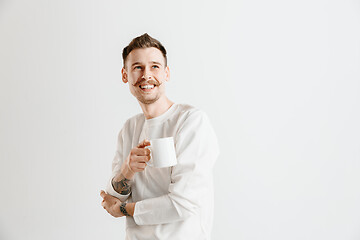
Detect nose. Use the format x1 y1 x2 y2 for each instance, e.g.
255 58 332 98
142 67 152 80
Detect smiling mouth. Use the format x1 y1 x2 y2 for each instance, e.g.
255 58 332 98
139 84 155 90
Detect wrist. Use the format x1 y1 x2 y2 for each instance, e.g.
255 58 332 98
126 202 135 216
121 164 135 180
120 202 135 217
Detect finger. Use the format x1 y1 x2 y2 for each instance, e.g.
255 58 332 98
139 162 147 169
131 147 151 156
137 139 151 148
100 190 107 199
132 155 150 163
132 162 147 171
129 164 144 172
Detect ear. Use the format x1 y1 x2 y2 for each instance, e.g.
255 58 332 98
121 68 128 83
165 66 170 82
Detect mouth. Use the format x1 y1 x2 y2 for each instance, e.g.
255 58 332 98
138 83 156 93
136 79 160 92
139 84 155 90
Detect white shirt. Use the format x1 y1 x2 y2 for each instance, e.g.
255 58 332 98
106 104 219 240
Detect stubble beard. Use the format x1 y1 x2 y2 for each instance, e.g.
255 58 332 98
136 92 161 105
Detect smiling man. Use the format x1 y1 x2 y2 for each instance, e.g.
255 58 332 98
100 33 219 240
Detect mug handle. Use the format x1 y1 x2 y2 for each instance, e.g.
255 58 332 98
145 146 153 167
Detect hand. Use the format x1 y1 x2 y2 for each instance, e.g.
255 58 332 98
100 190 123 218
120 139 151 179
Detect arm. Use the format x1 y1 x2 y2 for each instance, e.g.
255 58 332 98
111 173 132 195
101 137 150 217
100 190 136 217
102 140 150 218
105 124 151 201
133 110 219 225
105 129 131 202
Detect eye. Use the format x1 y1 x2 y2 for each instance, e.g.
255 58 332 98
134 66 142 70
152 65 159 69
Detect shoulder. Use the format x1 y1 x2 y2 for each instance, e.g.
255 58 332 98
175 103 207 121
174 104 211 131
175 104 219 155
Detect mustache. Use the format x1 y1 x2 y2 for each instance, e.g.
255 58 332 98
132 79 162 87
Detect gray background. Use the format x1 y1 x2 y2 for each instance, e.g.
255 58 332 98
1 0 359 239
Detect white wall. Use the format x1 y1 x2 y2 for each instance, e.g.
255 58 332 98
1 0 359 239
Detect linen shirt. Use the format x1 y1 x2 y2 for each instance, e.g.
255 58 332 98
106 104 219 240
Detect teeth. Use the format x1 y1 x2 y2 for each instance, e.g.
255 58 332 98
140 85 155 89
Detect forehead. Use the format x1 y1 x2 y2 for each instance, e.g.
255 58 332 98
126 47 165 65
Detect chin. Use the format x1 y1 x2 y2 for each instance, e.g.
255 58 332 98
137 96 161 105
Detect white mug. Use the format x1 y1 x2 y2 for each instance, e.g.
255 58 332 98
145 137 177 168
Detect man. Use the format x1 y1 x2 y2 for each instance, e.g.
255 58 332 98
100 33 219 240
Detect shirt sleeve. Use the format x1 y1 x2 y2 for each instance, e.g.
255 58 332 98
105 128 131 202
133 110 219 225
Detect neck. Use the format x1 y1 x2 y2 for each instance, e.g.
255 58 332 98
139 96 174 119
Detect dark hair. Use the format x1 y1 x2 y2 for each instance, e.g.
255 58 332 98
122 33 167 67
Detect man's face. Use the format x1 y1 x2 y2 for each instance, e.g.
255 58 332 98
122 47 169 105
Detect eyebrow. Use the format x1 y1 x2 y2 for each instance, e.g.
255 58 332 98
131 61 163 67
150 61 162 66
131 62 142 67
